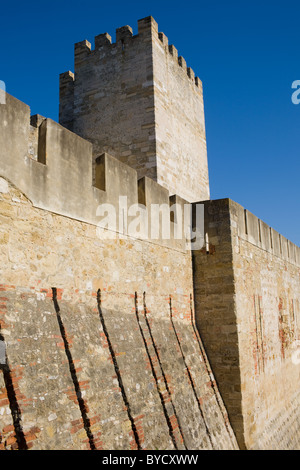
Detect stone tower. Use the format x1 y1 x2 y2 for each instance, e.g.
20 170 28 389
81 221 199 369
59 16 210 203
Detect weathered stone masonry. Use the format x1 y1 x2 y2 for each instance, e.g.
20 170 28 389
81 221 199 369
0 178 237 450
193 199 300 449
0 91 237 450
0 16 299 450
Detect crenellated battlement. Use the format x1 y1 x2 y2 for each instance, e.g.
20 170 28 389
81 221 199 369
157 31 202 90
232 201 300 265
1 92 298 264
199 199 300 267
71 17 201 91
1 92 192 251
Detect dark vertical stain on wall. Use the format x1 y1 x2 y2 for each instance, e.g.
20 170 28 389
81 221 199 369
52 287 96 450
134 292 178 449
143 292 187 450
96 289 141 450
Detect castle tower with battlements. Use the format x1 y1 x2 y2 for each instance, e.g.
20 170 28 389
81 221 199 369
0 15 299 451
59 16 209 203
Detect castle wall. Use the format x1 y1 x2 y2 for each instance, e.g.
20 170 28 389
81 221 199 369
2 74 299 450
0 92 237 450
0 179 237 450
59 16 210 203
193 199 300 449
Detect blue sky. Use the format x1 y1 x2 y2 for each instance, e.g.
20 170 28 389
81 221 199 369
0 0 299 245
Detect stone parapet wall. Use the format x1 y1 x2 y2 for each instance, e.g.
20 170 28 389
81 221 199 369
0 93 195 252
